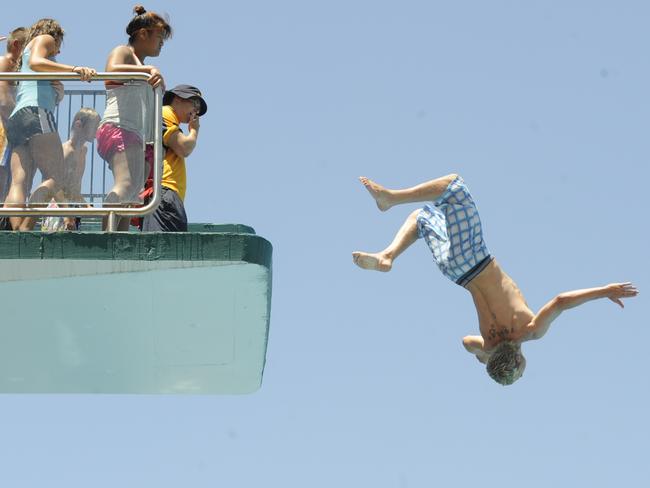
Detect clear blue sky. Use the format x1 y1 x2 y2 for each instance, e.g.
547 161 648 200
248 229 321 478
1 1 648 486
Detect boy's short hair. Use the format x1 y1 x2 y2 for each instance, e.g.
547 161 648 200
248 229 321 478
6 27 27 52
73 107 100 126
486 341 526 385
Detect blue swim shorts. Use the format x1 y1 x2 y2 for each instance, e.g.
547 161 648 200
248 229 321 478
416 176 493 287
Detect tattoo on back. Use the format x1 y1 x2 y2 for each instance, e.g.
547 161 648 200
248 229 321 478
489 326 515 340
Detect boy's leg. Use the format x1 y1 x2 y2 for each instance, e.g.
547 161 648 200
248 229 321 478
352 209 420 272
359 173 458 211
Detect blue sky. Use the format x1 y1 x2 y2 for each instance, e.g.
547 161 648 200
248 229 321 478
1 1 648 487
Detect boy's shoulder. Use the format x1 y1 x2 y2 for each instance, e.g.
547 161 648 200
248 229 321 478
62 140 87 157
0 55 11 72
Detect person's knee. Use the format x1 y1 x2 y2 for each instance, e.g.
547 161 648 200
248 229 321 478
40 177 61 193
38 160 64 185
447 173 459 183
27 178 60 203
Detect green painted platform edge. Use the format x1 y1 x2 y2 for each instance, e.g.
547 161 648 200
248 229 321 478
0 229 272 268
186 223 255 234
71 221 256 234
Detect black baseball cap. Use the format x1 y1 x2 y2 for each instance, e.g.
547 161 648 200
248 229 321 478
163 84 207 116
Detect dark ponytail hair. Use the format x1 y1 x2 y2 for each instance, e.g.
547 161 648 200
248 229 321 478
126 5 172 44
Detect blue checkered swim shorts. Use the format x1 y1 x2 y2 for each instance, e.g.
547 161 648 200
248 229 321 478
416 176 493 287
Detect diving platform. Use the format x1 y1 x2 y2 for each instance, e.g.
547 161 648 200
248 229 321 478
0 224 272 394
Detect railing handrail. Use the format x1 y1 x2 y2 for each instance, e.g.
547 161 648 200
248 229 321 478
0 71 150 81
0 72 162 231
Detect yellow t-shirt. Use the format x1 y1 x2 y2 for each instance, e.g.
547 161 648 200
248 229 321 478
161 106 187 201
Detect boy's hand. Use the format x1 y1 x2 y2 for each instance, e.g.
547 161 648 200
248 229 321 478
604 282 639 308
188 113 200 132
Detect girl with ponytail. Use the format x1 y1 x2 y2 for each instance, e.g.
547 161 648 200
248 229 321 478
97 5 172 230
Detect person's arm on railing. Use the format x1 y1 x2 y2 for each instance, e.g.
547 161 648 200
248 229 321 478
28 35 95 81
105 46 164 89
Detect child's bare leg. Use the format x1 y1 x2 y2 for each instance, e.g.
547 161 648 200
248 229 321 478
104 146 143 204
20 133 64 231
353 209 420 272
359 173 458 211
102 146 144 231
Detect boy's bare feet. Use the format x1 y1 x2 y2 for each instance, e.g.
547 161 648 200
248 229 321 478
359 176 393 211
352 251 393 272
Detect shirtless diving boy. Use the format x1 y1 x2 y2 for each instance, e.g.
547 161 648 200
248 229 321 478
352 173 639 385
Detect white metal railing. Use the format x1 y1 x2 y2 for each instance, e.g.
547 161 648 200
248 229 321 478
0 72 162 231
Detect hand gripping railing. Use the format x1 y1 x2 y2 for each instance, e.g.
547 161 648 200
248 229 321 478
0 72 162 232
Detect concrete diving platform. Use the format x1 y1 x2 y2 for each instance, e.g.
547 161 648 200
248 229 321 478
0 224 272 394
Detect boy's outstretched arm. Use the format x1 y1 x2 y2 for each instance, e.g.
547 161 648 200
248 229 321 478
526 282 639 340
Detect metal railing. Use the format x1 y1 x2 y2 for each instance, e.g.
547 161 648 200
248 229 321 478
0 72 162 231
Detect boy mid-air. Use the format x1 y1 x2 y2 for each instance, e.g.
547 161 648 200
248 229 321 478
352 173 638 385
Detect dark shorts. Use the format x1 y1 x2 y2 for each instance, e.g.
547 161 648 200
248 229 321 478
6 107 58 147
141 186 188 232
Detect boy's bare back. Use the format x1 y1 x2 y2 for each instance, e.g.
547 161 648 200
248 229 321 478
61 140 87 203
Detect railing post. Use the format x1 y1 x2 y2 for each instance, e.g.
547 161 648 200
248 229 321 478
107 211 117 232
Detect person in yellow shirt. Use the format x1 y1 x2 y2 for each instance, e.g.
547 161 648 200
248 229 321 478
142 84 207 231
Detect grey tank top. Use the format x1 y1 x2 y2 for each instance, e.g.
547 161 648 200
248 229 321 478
100 81 154 143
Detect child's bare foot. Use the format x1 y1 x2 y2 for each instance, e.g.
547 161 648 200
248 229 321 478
352 251 392 272
359 176 393 211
